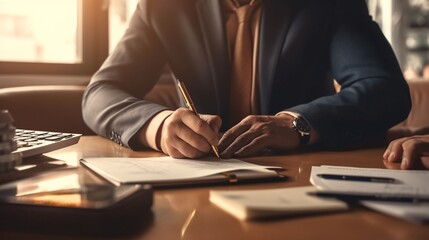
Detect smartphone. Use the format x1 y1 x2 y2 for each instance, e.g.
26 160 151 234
0 173 153 235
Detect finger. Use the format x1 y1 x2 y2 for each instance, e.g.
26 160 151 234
383 160 398 170
161 129 205 159
161 114 208 158
235 134 270 157
172 135 206 159
160 132 185 159
385 137 410 162
182 111 219 145
167 146 186 159
175 121 212 153
218 120 252 153
222 128 260 158
383 144 391 160
401 139 429 169
200 114 222 132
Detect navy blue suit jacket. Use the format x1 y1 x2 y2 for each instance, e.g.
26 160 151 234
83 0 411 150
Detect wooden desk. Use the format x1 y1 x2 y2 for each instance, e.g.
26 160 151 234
1 136 428 240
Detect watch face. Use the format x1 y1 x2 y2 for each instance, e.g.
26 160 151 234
292 117 311 145
294 118 310 133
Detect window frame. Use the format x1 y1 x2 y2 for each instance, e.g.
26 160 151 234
0 0 108 75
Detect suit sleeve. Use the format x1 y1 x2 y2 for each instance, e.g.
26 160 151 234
288 0 411 149
82 1 168 149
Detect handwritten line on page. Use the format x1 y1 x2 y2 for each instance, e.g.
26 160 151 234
80 157 282 185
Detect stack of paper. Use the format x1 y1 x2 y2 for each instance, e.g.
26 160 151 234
310 165 429 223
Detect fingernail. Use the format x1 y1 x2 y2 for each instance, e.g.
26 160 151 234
388 152 395 162
401 158 408 169
383 149 390 159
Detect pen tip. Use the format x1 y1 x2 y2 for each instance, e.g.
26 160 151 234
212 145 221 159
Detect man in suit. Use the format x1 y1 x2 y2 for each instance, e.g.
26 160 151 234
82 0 411 159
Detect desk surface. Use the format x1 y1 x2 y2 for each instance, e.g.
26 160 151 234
1 136 428 240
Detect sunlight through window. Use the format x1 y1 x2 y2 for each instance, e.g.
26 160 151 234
109 0 139 52
0 0 81 63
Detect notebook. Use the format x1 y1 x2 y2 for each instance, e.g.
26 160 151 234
80 156 285 187
209 186 348 220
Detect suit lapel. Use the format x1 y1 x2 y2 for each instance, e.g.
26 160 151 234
258 0 297 114
195 0 230 118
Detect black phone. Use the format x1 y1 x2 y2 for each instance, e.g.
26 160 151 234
0 179 153 235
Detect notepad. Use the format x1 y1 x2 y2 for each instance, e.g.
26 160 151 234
80 157 284 186
209 186 348 220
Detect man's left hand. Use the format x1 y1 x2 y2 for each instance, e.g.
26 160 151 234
217 114 300 158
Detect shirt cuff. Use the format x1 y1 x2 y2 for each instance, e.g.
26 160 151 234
275 111 300 118
276 111 314 128
142 110 174 151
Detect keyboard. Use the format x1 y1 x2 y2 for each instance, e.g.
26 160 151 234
13 129 82 158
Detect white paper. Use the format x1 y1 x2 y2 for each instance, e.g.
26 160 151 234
361 201 429 223
310 165 429 197
80 157 281 184
310 165 429 223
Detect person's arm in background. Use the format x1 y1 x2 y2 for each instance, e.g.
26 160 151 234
384 130 429 170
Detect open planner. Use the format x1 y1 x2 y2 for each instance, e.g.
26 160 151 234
80 157 285 187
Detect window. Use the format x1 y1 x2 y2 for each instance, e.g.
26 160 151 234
368 0 429 80
0 0 107 75
0 0 80 63
108 0 140 52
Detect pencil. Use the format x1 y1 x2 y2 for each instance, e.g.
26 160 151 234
176 79 221 158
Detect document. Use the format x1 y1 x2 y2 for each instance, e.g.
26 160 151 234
310 165 429 223
80 157 284 186
361 201 429 224
310 165 429 196
210 186 348 220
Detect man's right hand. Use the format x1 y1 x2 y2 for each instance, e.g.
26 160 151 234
159 108 221 159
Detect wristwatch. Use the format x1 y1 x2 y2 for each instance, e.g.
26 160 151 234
291 116 311 145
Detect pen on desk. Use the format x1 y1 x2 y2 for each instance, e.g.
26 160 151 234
308 191 429 203
317 174 402 184
176 79 221 159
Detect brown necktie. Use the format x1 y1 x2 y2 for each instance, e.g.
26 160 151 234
229 0 260 126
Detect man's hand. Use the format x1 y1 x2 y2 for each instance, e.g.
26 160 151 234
159 108 221 159
383 135 429 170
217 114 300 158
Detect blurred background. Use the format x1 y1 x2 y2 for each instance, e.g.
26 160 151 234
368 0 429 80
0 0 428 87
